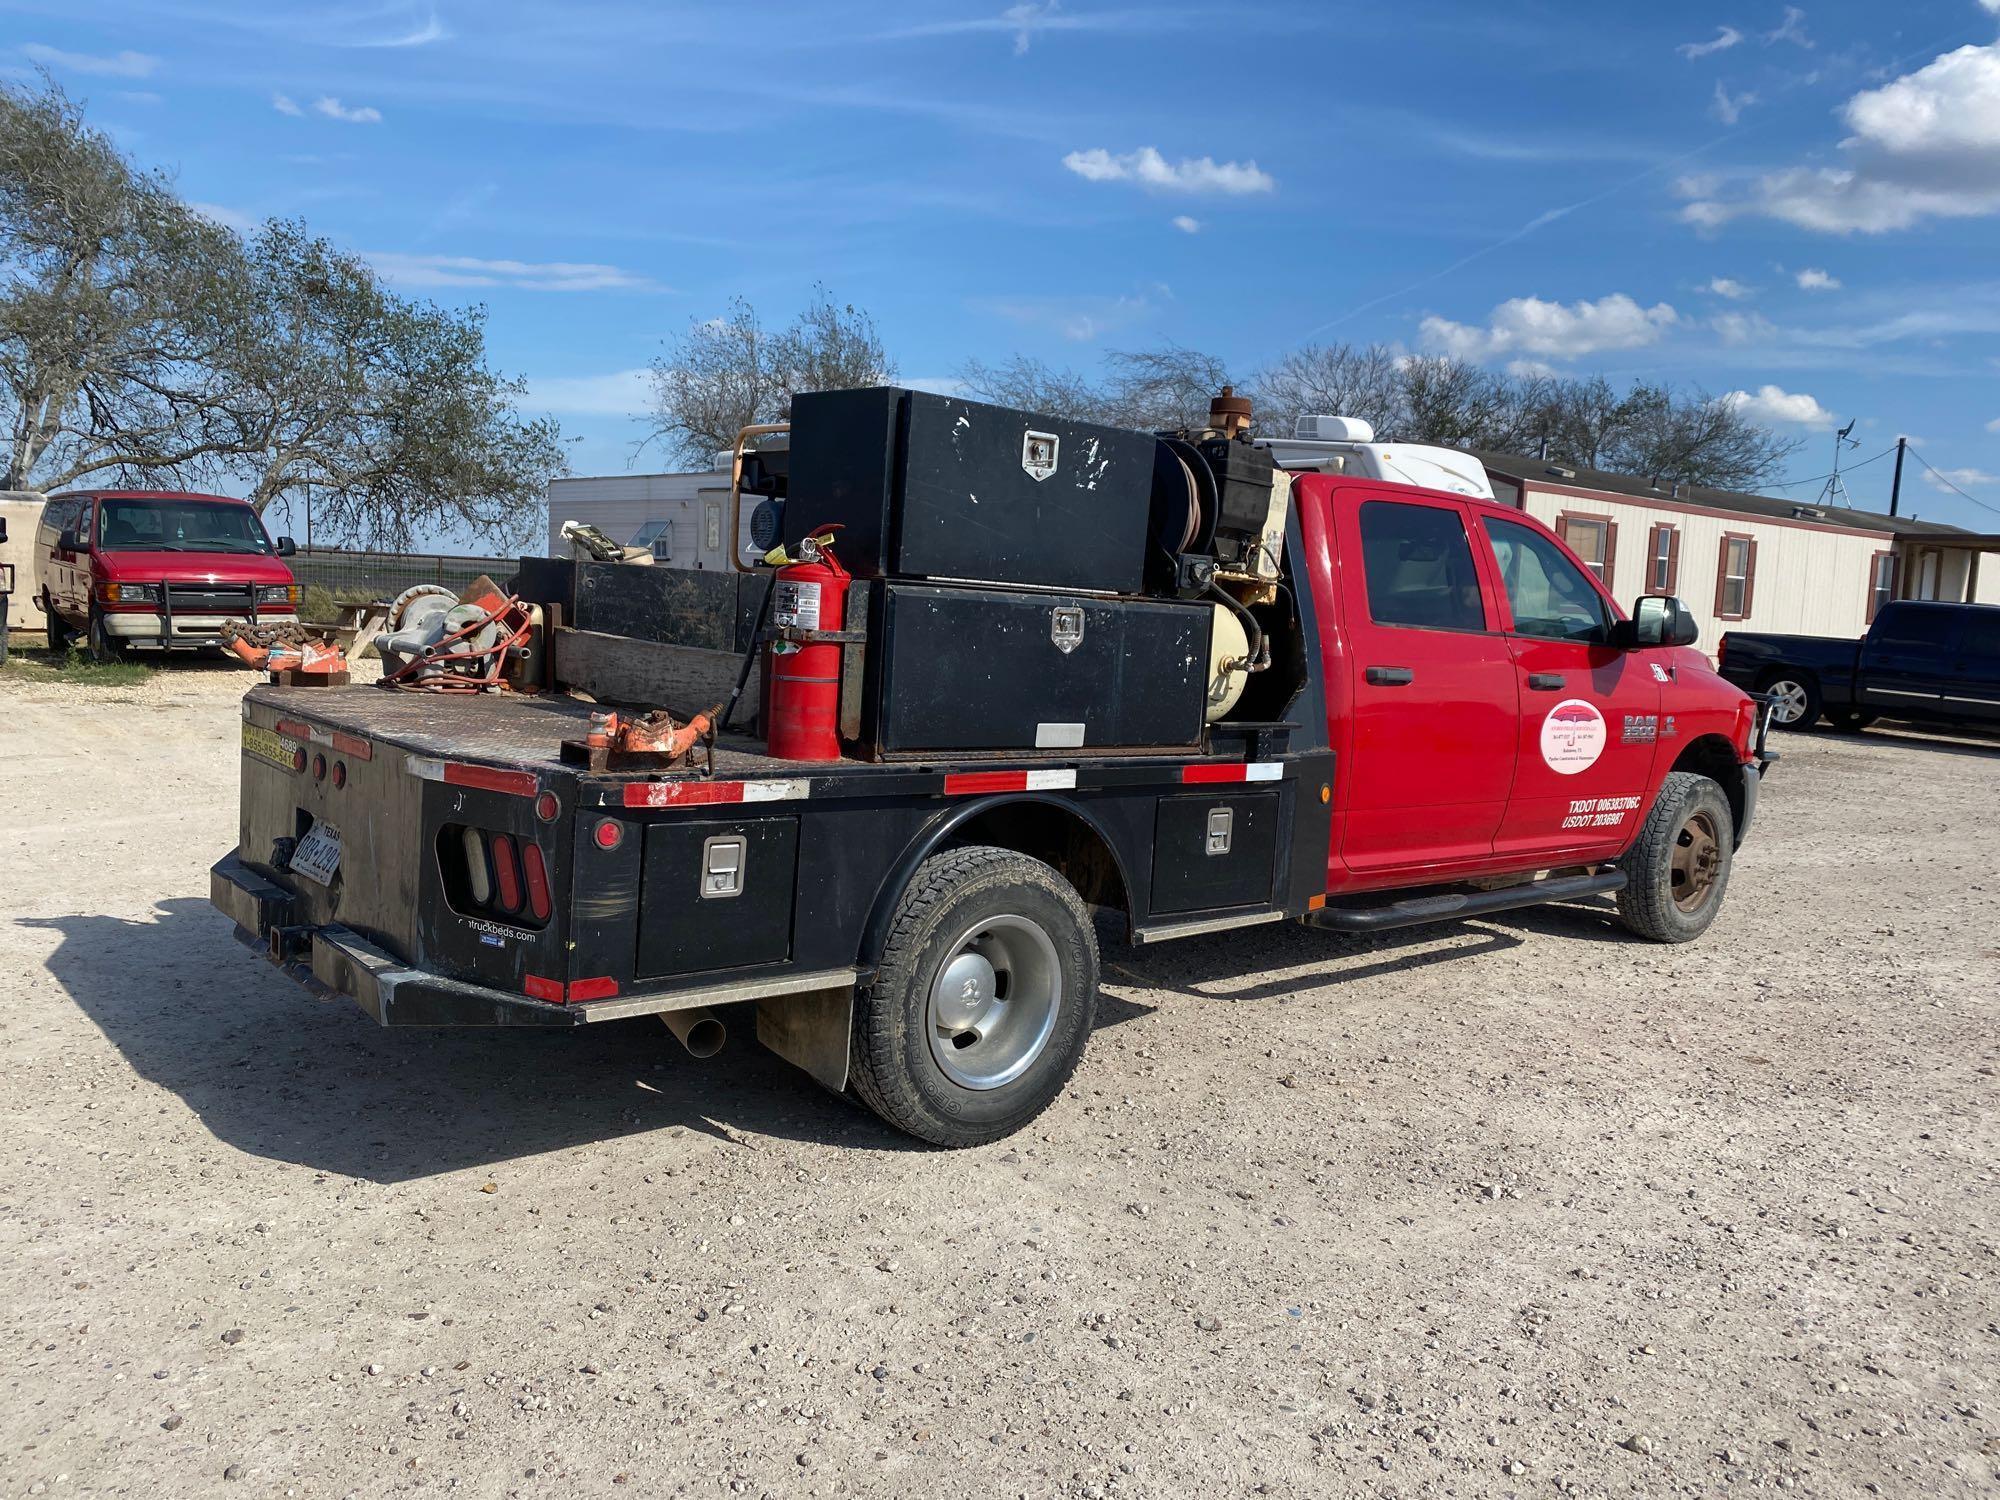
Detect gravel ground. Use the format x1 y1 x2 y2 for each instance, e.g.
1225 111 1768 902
2 666 1995 1499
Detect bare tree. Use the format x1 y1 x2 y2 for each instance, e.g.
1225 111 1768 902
0 76 250 490
957 354 1113 423
1250 342 1403 439
647 289 894 466
1609 383 1800 490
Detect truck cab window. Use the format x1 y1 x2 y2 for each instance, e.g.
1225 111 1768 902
1483 517 1611 643
1357 500 1485 632
1871 604 1959 652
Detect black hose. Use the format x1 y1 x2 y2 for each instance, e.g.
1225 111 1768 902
1206 581 1269 672
720 574 778 734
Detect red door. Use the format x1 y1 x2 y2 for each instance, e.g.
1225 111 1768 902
1477 513 1661 860
1332 492 1519 877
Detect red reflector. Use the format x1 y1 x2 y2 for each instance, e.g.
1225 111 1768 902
534 790 560 823
490 833 523 914
523 975 564 1002
623 780 746 808
942 770 1031 796
522 843 551 921
291 747 307 773
332 761 347 789
568 976 618 1002
275 717 312 739
442 763 538 799
594 818 624 850
1180 763 1249 784
331 731 372 761
312 752 327 781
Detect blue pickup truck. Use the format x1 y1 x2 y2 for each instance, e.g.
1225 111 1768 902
1718 600 2000 732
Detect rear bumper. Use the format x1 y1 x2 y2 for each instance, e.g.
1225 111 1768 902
209 851 855 1028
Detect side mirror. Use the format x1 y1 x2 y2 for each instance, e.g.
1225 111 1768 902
275 536 297 557
1617 594 1699 649
58 527 82 553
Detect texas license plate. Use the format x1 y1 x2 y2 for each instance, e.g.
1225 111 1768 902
290 822 342 887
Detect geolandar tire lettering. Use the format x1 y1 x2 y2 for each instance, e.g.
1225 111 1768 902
848 844 1098 1148
1616 771 1735 944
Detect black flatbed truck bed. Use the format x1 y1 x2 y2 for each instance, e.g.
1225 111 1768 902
212 680 1333 1136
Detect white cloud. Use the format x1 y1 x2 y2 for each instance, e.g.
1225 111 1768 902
1679 26 1743 60
190 202 258 233
348 10 450 47
526 369 652 417
1711 80 1758 124
314 96 383 125
1921 465 1996 492
1795 267 1842 291
1986 416 2000 433
367 253 665 293
1506 359 1561 379
1713 310 1779 346
1005 1 1058 55
1171 214 1202 233
1061 146 1275 196
115 90 163 106
21 44 158 77
1767 6 1811 48
881 3 1175 52
1724 385 1837 429
1704 276 1753 299
272 93 303 117
1419 294 1678 361
983 283 1169 342
1680 41 2000 233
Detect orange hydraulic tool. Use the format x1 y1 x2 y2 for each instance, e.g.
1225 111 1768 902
583 704 721 763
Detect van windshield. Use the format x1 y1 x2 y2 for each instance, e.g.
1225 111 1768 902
96 498 271 554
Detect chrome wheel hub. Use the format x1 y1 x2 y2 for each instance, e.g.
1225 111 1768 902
1767 680 1809 723
925 914 1062 1091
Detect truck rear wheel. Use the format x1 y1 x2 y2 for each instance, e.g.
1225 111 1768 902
850 844 1098 1147
1616 772 1734 943
1759 671 1820 729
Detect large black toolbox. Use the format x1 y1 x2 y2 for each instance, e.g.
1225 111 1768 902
861 582 1210 755
785 387 1157 594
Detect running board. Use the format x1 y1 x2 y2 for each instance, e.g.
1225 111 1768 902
1305 870 1626 934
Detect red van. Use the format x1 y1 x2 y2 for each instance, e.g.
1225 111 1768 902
36 490 300 658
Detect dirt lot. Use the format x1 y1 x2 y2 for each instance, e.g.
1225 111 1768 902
2 662 1995 1499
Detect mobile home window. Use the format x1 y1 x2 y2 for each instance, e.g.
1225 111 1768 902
1557 514 1614 590
1647 523 1679 594
1867 552 1895 623
1716 534 1755 620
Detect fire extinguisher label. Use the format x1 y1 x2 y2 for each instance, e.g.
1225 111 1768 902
774 580 821 630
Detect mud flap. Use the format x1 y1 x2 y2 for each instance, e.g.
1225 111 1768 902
755 984 853 1093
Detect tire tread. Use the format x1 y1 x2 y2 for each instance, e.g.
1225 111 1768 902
1616 771 1733 943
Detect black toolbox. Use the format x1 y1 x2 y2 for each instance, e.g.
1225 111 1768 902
859 582 1211 755
785 387 1157 594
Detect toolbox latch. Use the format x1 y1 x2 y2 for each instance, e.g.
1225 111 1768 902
701 836 746 899
1205 807 1233 857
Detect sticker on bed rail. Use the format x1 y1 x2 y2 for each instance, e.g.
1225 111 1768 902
1539 699 1607 776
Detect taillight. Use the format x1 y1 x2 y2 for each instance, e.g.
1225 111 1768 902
594 818 623 850
291 747 307 773
461 827 492 905
534 790 560 823
312 752 327 781
522 843 551 921
490 833 523 914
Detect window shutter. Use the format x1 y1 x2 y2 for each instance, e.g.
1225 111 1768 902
1603 520 1618 593
1713 537 1730 616
1666 527 1681 594
1555 516 1570 546
1743 538 1757 617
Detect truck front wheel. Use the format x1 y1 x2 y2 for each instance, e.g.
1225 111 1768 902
850 844 1098 1147
1616 772 1734 943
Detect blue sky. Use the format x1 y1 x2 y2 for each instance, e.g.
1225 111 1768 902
9 0 2000 534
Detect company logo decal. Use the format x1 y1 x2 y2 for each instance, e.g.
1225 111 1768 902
1539 699 1607 775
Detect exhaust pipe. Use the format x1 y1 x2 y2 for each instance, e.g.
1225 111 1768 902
660 1007 726 1059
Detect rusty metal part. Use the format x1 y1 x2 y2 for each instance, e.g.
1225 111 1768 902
1670 809 1723 913
379 578 535 693
220 619 347 675
1208 384 1253 437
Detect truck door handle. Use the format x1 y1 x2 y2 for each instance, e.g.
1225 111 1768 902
1527 673 1565 691
1365 666 1414 687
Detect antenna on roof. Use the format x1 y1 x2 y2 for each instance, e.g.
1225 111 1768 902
1817 418 1861 509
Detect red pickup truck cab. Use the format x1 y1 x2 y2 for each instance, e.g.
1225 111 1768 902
35 490 300 658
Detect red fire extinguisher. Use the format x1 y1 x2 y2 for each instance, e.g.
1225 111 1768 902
765 529 848 761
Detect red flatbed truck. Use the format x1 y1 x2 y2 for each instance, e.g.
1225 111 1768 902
212 438 1776 1147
